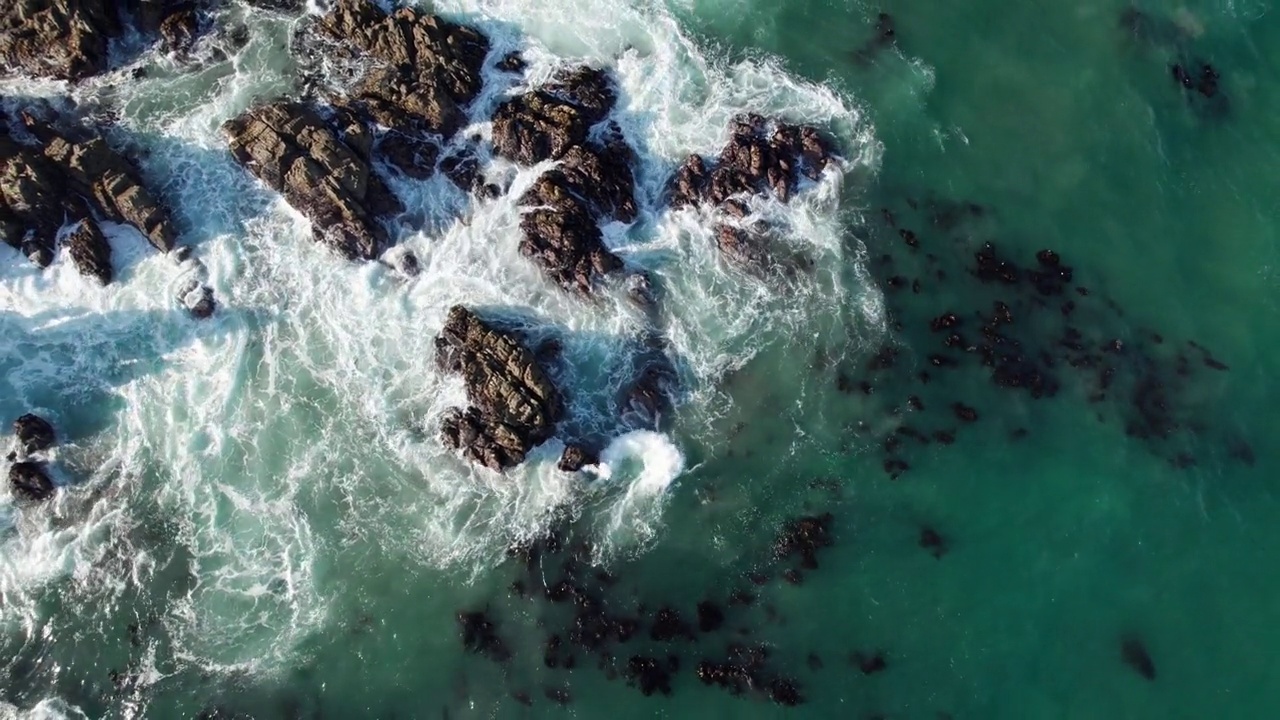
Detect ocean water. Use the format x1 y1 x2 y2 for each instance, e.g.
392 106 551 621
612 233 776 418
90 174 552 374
2 0 1278 717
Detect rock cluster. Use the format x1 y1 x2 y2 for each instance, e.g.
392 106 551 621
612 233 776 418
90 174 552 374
8 413 58 502
224 102 402 261
0 102 213 312
668 113 836 269
495 67 638 295
434 306 563 471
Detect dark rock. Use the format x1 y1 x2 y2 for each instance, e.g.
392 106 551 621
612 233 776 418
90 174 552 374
521 143 637 223
519 200 622 295
1120 635 1156 680
178 280 217 319
440 148 481 193
378 133 438 180
496 52 526 73
919 526 946 558
0 0 170 80
317 0 489 138
543 66 618 126
66 217 112 284
952 403 978 422
394 251 420 277
457 610 510 662
14 414 55 454
774 513 834 569
769 677 804 706
558 444 597 472
492 91 590 165
696 600 724 633
223 102 401 260
9 461 54 501
435 306 562 470
625 655 675 696
854 651 887 675
159 5 201 55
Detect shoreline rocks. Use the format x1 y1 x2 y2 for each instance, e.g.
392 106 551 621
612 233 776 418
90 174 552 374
14 413 55 455
224 102 402 261
435 306 563 470
9 461 55 501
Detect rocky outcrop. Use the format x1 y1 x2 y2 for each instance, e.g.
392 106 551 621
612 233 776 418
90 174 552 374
9 461 55 501
493 67 638 294
224 102 402 261
435 306 563 471
14 414 56 455
0 0 181 81
316 0 489 139
2 103 184 276
667 114 836 270
669 114 835 209
557 444 597 472
66 217 112 284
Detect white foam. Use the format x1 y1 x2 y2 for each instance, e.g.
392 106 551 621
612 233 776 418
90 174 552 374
0 0 878 678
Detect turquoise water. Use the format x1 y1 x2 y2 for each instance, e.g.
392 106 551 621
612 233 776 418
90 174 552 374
3 0 1279 717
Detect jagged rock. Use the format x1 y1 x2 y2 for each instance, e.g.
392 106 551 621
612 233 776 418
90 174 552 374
519 202 623 295
542 66 618 126
521 143 637 223
66 217 112 284
669 154 709 209
496 52 526 74
435 306 562 470
159 4 201 55
1 0 122 80
378 133 439 180
440 148 481 193
178 280 216 319
224 102 402 260
317 0 489 138
9 461 54 501
14 414 55 454
714 224 771 269
492 91 590 166
558 444 597 472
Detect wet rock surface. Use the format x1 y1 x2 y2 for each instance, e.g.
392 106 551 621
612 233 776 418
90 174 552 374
2 100 185 280
9 461 54 502
315 0 490 139
223 102 402 261
435 306 563 470
14 414 56 455
0 0 174 81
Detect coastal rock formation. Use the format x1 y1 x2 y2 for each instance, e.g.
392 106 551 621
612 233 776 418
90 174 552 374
435 306 563 470
0 0 156 80
668 113 836 270
9 461 55 501
223 102 402 260
316 0 490 139
495 67 636 294
2 103 193 293
66 217 113 284
14 413 56 455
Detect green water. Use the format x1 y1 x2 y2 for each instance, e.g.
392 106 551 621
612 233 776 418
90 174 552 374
4 0 1280 717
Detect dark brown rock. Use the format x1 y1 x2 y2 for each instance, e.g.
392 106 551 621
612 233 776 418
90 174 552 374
1 0 124 80
10 461 54 501
521 143 637 223
492 91 590 165
159 4 201 55
66 217 112 284
558 444 597 472
317 0 490 138
435 306 563 470
223 102 402 260
519 200 623 295
14 414 55 454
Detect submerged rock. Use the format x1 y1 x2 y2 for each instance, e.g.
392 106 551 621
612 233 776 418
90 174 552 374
9 461 54 501
14 414 55 454
558 444 597 472
435 306 563 470
223 102 402 261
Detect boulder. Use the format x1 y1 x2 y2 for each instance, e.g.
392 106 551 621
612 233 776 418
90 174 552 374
519 201 623 295
66 217 112 284
521 143 637 223
492 91 590 166
14 413 55 454
435 306 563 470
177 279 217 319
317 0 489 138
9 461 54 502
159 4 201 55
557 444 597 472
223 102 402 260
542 66 618 126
